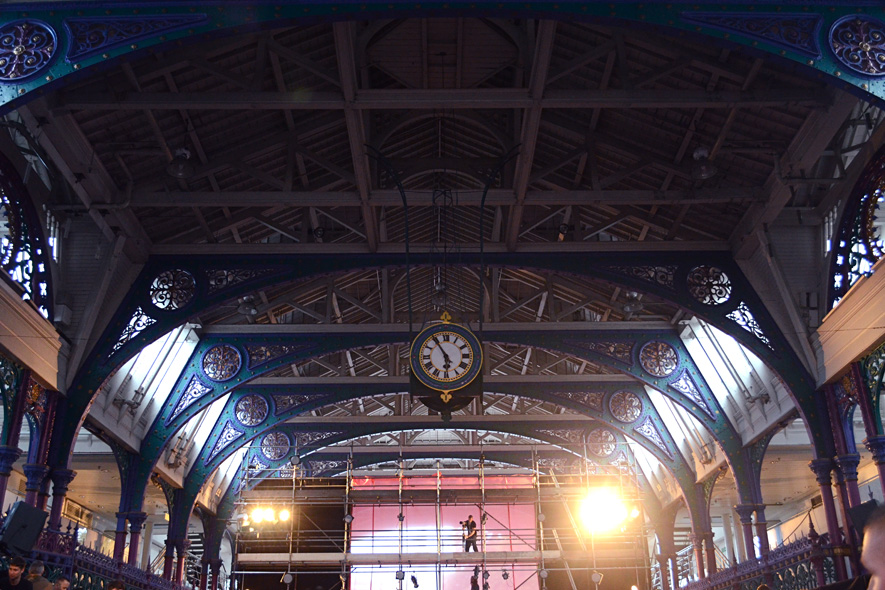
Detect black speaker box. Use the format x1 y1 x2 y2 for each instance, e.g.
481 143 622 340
848 499 879 535
0 501 48 554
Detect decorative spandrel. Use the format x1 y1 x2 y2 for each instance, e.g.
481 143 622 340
64 14 209 62
609 391 643 423
587 428 617 458
205 268 275 294
111 307 157 354
272 394 311 415
261 432 290 461
0 20 56 82
167 376 213 424
234 395 269 427
639 341 678 378
202 345 242 382
207 421 244 462
296 431 343 448
687 266 732 305
634 417 673 460
552 391 605 411
537 428 584 444
726 302 773 350
565 340 634 365
681 13 822 58
669 369 714 418
606 265 676 290
829 15 885 77
245 343 309 370
149 269 195 311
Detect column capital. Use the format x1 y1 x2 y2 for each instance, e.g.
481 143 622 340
49 468 77 492
208 559 223 573
127 511 148 532
734 504 755 522
864 435 885 463
808 459 834 484
22 463 50 491
0 446 21 474
688 533 703 548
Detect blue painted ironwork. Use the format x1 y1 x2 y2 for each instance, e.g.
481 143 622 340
0 20 57 82
681 13 822 58
201 344 242 382
829 15 885 77
639 341 679 378
0 151 53 319
234 394 268 427
149 269 195 311
829 143 885 309
64 14 208 62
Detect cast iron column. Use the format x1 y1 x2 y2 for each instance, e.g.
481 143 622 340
808 459 847 581
210 559 223 590
113 512 129 563
754 505 770 556
0 446 21 503
127 512 148 566
733 504 756 561
22 463 49 507
690 533 705 579
864 436 885 497
48 468 76 529
163 538 177 580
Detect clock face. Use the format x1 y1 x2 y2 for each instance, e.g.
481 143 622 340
410 323 482 392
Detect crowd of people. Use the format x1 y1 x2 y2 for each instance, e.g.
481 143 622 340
0 558 117 590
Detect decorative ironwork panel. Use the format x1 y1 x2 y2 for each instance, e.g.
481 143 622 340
726 302 773 350
609 390 643 423
205 268 276 294
307 459 346 475
295 431 342 448
537 428 584 444
64 14 208 62
261 431 290 460
606 265 676 289
552 390 605 411
24 377 46 425
234 395 269 427
681 12 822 57
565 340 634 364
278 466 295 478
207 421 244 462
668 369 714 418
248 457 269 473
202 344 242 382
639 341 678 377
829 15 885 77
587 428 616 458
149 269 195 311
272 394 311 415
686 266 732 305
634 417 673 459
0 20 56 82
167 376 212 424
245 343 308 370
111 307 157 354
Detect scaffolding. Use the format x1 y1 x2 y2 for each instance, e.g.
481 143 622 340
232 447 651 590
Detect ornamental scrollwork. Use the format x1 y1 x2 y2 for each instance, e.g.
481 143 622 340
587 428 617 458
207 421 244 462
565 340 634 365
202 345 242 382
307 459 347 476
149 269 196 311
668 369 714 418
0 20 57 82
167 376 213 424
634 417 673 459
245 343 310 370
261 432 290 460
829 15 885 77
681 13 822 58
64 14 209 62
726 302 773 350
234 395 269 427
552 391 605 411
296 431 343 448
686 266 731 305
606 265 675 290
111 307 157 355
609 390 643 423
537 428 584 444
205 268 276 294
639 341 678 378
272 394 311 415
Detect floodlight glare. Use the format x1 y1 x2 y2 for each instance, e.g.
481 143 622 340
280 509 291 521
579 487 629 533
630 507 641 519
264 508 276 521
251 508 264 523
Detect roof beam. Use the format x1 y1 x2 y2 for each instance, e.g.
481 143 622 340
55 88 830 111
129 186 761 208
201 320 675 335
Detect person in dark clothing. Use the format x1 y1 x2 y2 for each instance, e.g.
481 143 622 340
470 576 479 590
463 515 478 552
0 557 34 590
26 561 50 590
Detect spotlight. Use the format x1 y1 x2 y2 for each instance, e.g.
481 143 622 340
281 574 294 584
264 508 275 522
502 571 509 581
539 570 548 580
344 513 354 524
591 572 604 584
251 508 264 523
580 487 629 533
411 575 419 588
630 507 640 519
395 572 405 581
279 509 291 521
289 455 301 466
483 572 490 580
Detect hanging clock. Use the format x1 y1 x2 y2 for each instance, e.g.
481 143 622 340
409 319 483 394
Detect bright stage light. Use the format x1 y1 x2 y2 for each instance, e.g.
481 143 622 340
280 509 291 521
264 508 275 521
579 487 628 533
251 508 264 523
630 507 640 519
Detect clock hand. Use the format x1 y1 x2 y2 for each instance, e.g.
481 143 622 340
442 349 452 369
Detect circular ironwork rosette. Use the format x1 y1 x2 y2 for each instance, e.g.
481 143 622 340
686 266 731 306
234 395 269 426
587 428 616 458
0 20 57 82
149 269 196 310
830 15 885 77
609 391 643 423
261 431 290 461
639 341 678 378
202 344 242 382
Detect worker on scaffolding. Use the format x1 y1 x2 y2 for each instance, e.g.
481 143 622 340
462 514 478 552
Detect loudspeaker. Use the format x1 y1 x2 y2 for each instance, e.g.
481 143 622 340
0 501 48 554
